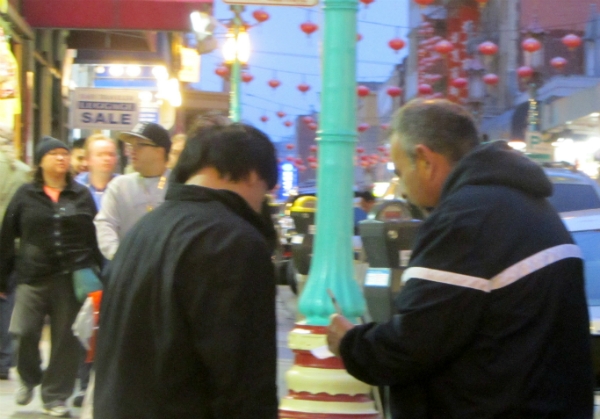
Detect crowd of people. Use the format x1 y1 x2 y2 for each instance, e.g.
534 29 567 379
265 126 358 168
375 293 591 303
0 99 596 419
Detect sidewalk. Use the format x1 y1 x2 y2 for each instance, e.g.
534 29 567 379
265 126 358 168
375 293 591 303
0 285 298 418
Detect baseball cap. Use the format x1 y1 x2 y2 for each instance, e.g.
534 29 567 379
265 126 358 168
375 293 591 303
118 122 171 154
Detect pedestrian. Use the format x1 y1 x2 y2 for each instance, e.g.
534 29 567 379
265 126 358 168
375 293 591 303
0 136 102 417
70 138 88 177
0 125 31 381
94 122 171 260
167 133 186 169
72 133 119 408
327 99 594 418
353 189 376 234
75 134 119 210
94 123 279 419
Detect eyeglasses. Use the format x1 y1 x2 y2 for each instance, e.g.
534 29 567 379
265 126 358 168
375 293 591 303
47 150 70 158
127 142 160 150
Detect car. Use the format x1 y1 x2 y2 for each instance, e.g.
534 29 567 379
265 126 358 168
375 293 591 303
561 208 600 387
542 163 600 213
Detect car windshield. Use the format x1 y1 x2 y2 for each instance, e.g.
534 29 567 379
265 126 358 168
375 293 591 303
548 184 600 212
570 230 600 306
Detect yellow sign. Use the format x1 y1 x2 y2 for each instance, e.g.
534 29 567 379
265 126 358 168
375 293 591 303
0 0 7 13
178 46 200 83
223 0 318 5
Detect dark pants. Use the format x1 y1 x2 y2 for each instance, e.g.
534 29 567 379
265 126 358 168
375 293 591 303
78 348 92 391
9 276 82 404
0 290 15 373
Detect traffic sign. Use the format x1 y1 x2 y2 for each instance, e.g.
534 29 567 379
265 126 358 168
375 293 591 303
223 0 318 6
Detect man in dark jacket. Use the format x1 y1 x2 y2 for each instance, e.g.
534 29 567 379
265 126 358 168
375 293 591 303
94 123 279 419
327 99 594 418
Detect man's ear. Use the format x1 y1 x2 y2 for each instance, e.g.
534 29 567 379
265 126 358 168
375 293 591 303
414 144 434 169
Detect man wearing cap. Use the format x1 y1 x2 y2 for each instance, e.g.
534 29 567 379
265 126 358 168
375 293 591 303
94 122 171 260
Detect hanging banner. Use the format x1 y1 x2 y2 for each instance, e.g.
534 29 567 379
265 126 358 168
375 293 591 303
70 88 139 131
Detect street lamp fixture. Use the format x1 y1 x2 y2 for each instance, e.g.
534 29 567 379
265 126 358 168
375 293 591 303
222 5 248 122
223 28 250 65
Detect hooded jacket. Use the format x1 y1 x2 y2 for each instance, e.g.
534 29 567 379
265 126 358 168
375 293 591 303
340 141 594 418
94 183 278 419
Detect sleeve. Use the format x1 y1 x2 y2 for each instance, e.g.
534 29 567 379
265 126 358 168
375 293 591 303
82 189 103 268
94 180 121 260
0 187 22 293
339 207 489 387
174 230 278 419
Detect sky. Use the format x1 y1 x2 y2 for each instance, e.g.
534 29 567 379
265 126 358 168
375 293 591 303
195 0 409 143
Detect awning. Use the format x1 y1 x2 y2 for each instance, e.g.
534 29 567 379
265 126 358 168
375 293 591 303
22 0 213 31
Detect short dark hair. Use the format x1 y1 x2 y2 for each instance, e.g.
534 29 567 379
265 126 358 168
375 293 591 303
171 123 278 190
392 99 480 164
71 138 86 150
357 190 375 202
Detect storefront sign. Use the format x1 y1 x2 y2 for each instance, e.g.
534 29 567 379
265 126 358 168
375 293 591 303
223 0 318 5
70 88 139 131
178 46 200 83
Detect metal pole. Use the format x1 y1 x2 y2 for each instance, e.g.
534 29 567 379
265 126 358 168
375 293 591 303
229 5 242 123
298 0 366 325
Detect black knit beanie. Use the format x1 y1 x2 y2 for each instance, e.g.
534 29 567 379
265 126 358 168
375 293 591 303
34 136 69 165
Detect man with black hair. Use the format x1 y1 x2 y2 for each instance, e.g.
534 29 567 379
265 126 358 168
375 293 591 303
327 99 593 418
70 138 88 177
94 123 279 419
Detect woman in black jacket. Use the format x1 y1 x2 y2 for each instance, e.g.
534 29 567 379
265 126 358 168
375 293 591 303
0 136 101 418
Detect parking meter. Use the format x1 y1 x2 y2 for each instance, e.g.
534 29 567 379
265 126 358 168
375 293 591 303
359 200 422 323
289 196 316 276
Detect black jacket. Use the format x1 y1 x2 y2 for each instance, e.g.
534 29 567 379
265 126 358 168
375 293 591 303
0 179 101 293
94 183 278 419
340 141 594 418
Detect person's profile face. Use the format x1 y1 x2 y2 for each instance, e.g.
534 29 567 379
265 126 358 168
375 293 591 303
390 133 432 208
167 139 185 169
126 138 163 173
70 148 87 174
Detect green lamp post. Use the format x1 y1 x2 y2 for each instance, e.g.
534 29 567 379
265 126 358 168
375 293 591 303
223 5 250 123
298 0 366 325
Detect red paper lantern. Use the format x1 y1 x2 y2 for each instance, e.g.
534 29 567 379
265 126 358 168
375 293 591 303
268 79 281 89
359 0 375 5
517 66 534 79
297 83 310 93
298 165 307 172
295 158 303 165
413 0 435 5
482 73 499 86
284 121 293 127
450 77 468 89
521 37 542 53
356 146 365 154
215 66 229 78
418 83 433 95
241 72 253 83
357 85 370 97
550 56 567 70
309 162 318 169
434 40 454 54
562 34 582 50
380 123 390 131
386 86 402 97
252 9 269 23
309 145 318 153
377 145 387 153
357 123 370 133
308 122 318 131
276 111 286 118
286 156 295 162
300 21 318 36
302 116 314 124
260 115 268 123
478 41 498 56
285 144 294 150
388 38 406 53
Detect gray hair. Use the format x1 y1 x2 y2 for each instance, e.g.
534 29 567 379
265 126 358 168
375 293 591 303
391 99 480 164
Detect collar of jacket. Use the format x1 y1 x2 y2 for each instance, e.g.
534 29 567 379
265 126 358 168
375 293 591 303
165 182 277 243
33 177 80 195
